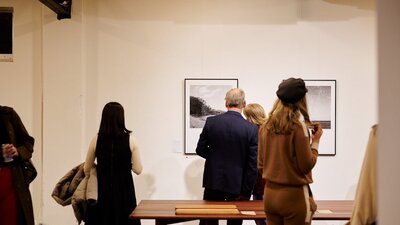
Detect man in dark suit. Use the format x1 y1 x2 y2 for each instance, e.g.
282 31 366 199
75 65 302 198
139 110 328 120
196 88 259 225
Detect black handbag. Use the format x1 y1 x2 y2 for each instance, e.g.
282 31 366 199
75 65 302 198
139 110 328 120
22 159 37 184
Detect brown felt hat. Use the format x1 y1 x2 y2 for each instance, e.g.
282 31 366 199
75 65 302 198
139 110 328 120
276 78 308 104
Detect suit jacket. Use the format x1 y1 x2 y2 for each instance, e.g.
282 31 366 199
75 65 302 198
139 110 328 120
196 110 258 197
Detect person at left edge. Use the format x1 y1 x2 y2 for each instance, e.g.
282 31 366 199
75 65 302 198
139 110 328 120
196 88 258 225
0 105 35 225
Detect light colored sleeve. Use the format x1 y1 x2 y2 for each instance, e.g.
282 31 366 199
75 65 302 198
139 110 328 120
347 126 377 225
84 136 97 176
130 135 143 175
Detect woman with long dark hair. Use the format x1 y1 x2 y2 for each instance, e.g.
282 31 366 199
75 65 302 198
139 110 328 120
84 102 142 225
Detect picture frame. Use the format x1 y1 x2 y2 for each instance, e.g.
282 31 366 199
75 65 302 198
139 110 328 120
0 7 14 62
304 80 337 156
184 78 239 154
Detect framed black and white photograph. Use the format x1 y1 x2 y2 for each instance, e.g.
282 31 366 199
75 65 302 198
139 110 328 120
184 78 239 154
304 80 336 156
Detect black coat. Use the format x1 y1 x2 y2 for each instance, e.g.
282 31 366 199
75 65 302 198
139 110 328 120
196 110 258 197
0 106 35 225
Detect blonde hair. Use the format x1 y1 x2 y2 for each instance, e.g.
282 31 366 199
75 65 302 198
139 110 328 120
225 88 246 108
244 103 267 128
264 96 312 134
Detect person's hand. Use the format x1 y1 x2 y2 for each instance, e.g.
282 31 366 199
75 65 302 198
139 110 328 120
311 123 323 142
2 144 18 158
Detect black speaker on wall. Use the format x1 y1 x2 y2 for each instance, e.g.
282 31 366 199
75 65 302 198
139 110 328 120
39 0 72 20
0 7 13 62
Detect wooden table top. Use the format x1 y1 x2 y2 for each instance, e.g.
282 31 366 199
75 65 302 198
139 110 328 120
129 200 353 221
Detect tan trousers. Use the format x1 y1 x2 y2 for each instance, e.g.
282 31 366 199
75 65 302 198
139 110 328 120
263 182 317 225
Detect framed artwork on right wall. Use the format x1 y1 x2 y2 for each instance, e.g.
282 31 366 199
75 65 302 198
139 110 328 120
304 80 336 156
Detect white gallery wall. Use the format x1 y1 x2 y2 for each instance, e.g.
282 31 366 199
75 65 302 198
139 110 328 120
0 1 380 225
0 0 43 222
